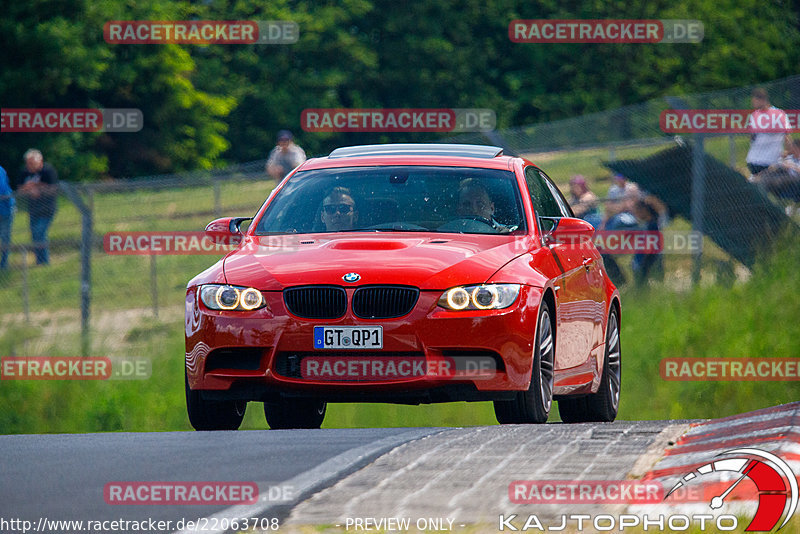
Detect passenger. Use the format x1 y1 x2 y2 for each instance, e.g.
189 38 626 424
457 178 514 233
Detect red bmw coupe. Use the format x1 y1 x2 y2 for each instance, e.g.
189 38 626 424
185 144 621 430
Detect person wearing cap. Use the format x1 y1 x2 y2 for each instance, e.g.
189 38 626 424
266 130 307 180
568 175 601 228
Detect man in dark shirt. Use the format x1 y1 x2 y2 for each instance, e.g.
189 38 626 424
13 149 58 265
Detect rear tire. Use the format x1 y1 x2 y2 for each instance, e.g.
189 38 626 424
494 301 554 424
559 307 621 423
185 373 246 431
264 399 326 429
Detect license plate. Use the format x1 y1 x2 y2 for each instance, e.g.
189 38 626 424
313 326 383 349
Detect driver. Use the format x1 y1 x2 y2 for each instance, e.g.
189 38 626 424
321 186 358 231
457 179 513 233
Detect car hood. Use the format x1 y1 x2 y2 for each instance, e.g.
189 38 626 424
222 233 534 290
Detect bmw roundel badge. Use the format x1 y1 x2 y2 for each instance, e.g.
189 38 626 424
343 272 361 283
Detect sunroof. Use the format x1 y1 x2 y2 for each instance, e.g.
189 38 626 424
328 144 504 159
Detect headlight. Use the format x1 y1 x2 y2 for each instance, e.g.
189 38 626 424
199 284 266 311
438 284 520 311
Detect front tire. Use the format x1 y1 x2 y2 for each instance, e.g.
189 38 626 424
185 373 246 431
559 307 621 423
264 399 326 429
494 301 555 424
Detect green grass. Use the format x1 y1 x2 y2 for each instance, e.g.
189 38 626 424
619 244 800 420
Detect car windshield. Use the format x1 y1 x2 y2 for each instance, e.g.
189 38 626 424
254 166 526 235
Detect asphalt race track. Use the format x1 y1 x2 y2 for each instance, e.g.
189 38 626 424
1 402 798 533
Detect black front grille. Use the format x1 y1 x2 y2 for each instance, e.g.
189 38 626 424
284 286 347 319
352 286 419 319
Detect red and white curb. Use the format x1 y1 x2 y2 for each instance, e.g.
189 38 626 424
631 402 800 528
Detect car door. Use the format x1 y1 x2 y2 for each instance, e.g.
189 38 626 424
541 171 607 354
524 167 594 369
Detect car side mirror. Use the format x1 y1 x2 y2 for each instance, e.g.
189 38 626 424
205 217 251 240
542 217 595 246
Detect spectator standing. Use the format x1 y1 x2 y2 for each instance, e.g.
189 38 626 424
266 130 307 180
752 137 800 212
631 199 664 286
602 173 640 230
746 87 790 176
13 149 58 265
0 165 14 270
568 175 602 228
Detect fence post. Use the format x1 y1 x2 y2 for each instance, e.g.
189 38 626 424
213 176 222 218
60 183 92 355
150 254 158 318
667 95 706 286
21 244 30 323
691 135 706 285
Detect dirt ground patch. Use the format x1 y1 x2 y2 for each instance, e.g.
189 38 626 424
0 306 183 356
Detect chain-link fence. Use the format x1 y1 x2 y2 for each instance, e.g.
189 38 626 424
0 161 272 356
2 76 799 355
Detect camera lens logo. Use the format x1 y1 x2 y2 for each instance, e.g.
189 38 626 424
665 448 798 531
342 272 361 283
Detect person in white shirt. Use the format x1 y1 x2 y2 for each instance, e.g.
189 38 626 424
746 88 791 176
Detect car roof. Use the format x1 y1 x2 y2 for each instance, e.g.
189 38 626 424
297 143 520 171
329 143 504 159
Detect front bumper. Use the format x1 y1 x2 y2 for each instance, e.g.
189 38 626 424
185 285 542 403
